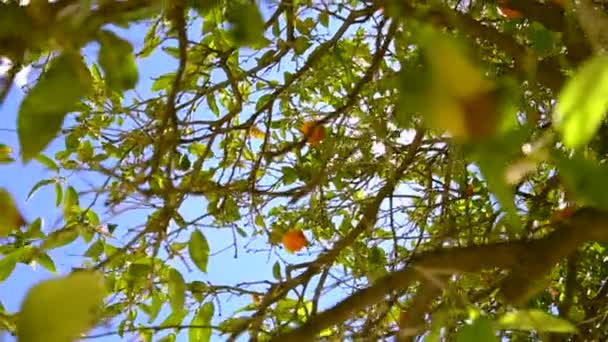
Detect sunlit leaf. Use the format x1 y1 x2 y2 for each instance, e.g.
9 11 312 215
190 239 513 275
17 272 105 342
188 229 210 273
26 178 53 201
168 268 186 313
35 154 59 173
189 302 214 342
554 55 608 149
498 309 577 333
35 253 57 273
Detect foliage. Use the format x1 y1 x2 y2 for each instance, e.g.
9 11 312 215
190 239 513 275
2 0 608 341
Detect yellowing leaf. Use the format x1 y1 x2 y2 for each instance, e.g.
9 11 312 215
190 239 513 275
17 272 105 342
0 188 26 237
250 125 265 139
0 144 12 154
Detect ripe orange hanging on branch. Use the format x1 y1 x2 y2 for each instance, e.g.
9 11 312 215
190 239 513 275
497 0 523 19
300 121 326 147
282 229 308 253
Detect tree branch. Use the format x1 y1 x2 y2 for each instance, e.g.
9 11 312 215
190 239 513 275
271 207 608 341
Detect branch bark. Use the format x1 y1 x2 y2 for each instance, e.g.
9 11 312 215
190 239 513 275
271 207 608 341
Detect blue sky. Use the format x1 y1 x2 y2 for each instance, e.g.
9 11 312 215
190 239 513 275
0 3 373 341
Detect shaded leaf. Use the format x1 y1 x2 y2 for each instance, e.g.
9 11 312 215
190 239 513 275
98 30 139 91
18 53 92 162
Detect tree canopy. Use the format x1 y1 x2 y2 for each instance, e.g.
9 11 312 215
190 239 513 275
2 0 608 341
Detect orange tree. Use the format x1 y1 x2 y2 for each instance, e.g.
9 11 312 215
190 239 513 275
2 0 608 341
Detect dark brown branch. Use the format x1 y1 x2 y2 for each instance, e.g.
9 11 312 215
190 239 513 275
271 207 608 341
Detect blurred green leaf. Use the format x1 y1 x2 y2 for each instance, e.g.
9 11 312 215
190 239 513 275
456 317 498 342
227 3 265 47
17 272 105 342
554 55 608 149
98 30 139 91
553 151 608 209
498 309 577 333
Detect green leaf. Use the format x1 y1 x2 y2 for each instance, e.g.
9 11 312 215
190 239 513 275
227 3 265 47
168 268 186 312
54 181 63 207
272 261 281 280
456 317 498 342
160 309 188 328
189 302 214 342
468 127 530 226
26 178 54 201
98 30 139 91
17 272 105 342
151 72 175 91
0 253 17 283
554 55 608 149
35 253 57 273
148 292 163 323
498 309 577 333
84 240 104 260
319 11 329 27
23 217 43 239
18 53 93 162
207 93 220 116
63 185 80 217
188 229 210 273
41 227 79 250
0 188 26 237
35 154 59 172
553 151 608 209
293 36 311 55
255 215 266 229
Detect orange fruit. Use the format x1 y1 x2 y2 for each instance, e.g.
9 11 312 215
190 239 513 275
300 121 326 147
497 1 523 19
551 206 576 221
282 229 308 253
465 184 475 197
